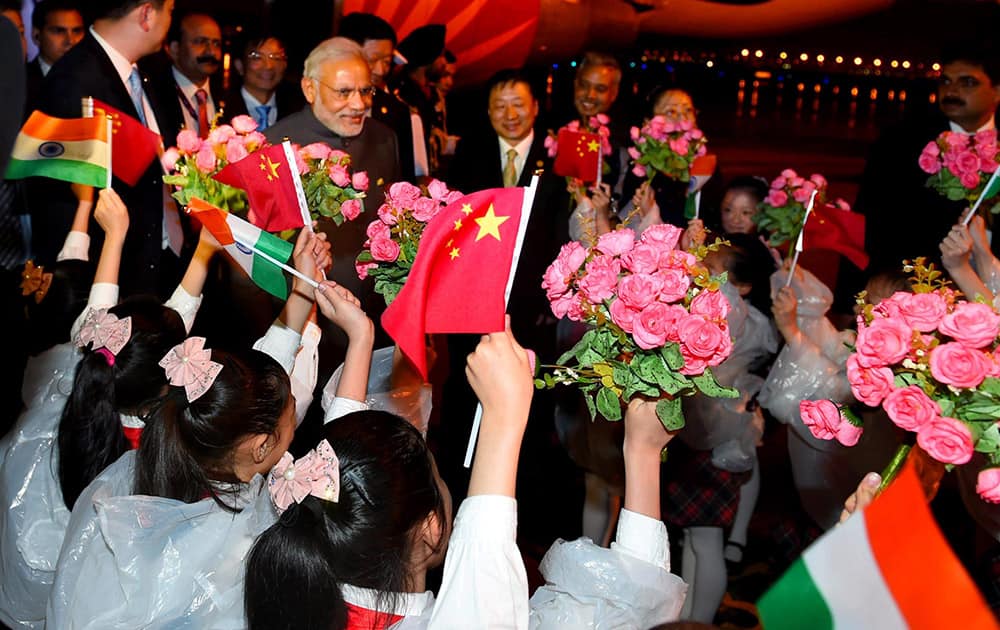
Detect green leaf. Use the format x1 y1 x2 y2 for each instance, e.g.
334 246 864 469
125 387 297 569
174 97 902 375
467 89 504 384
583 391 597 421
623 379 660 401
692 369 739 398
975 423 1000 454
656 397 685 431
981 378 1000 397
533 378 546 389
612 363 634 388
660 344 685 371
596 387 622 421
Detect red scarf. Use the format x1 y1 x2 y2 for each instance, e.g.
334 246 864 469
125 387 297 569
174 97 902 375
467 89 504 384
344 603 404 630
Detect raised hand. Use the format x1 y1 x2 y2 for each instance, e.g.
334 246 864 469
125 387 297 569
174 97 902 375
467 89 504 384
94 188 129 241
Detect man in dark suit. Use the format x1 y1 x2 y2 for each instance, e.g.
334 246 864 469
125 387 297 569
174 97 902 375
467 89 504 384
438 69 580 549
26 0 84 110
338 12 416 182
30 0 175 297
221 33 302 130
858 42 1000 275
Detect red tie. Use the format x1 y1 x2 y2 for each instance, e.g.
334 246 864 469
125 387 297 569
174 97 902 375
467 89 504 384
195 88 209 138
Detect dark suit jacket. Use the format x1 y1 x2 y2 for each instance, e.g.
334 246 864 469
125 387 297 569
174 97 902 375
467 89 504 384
371 89 415 182
218 81 305 129
25 57 43 116
139 52 219 150
30 33 172 296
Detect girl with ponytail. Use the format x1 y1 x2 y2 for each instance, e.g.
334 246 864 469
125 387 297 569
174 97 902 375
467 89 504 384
246 322 687 630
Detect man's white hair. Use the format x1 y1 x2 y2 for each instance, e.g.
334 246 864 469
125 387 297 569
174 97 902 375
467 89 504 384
303 37 366 79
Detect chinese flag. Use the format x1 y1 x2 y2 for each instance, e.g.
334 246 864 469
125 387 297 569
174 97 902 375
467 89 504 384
212 143 304 233
382 186 529 379
552 129 601 183
804 203 869 270
92 99 161 186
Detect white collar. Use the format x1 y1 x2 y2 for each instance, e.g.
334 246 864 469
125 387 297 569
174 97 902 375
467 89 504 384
949 115 996 135
241 86 276 109
499 129 534 158
172 66 211 98
89 25 133 86
38 57 52 76
340 584 435 618
119 412 145 429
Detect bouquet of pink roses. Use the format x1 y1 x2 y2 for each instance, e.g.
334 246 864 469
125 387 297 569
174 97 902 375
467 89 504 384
628 114 707 182
799 259 1000 503
162 114 265 213
296 142 369 227
537 224 737 429
355 179 462 306
753 169 851 248
919 129 1000 213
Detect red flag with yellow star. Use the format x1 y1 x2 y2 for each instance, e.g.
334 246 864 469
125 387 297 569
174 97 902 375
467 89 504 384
803 203 869 270
212 143 304 232
91 99 161 186
553 129 602 183
382 186 531 379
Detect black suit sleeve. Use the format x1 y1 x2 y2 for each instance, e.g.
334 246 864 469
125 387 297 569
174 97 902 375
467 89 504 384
0 17 25 179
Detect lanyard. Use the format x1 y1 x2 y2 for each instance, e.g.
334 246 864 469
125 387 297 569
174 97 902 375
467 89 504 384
174 82 205 120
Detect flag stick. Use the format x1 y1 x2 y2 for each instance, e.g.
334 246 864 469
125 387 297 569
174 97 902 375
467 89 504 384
463 175 540 469
962 168 1000 227
281 139 313 232
105 115 113 189
81 96 93 118
785 189 819 288
694 189 702 219
231 232 319 289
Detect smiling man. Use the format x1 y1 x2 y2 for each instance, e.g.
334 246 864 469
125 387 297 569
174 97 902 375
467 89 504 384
161 12 222 140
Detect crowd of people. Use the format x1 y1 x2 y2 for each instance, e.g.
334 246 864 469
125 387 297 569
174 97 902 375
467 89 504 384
0 0 999 628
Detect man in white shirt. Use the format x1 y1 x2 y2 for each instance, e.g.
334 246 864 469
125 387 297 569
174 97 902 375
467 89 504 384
161 12 221 140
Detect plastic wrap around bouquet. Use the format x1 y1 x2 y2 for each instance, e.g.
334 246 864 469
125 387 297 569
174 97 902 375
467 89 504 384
537 224 738 430
355 179 463 306
628 114 707 183
919 129 1000 213
799 259 1000 503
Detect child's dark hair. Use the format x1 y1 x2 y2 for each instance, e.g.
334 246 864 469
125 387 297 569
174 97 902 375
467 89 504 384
134 347 291 510
717 232 777 314
23 259 94 356
722 175 769 206
244 410 447 630
57 296 185 509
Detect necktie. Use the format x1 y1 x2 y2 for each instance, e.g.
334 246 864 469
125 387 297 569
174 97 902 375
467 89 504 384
195 89 209 138
127 67 147 126
254 104 272 131
503 148 518 187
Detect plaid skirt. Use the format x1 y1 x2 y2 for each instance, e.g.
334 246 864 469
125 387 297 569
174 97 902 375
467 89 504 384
661 442 750 530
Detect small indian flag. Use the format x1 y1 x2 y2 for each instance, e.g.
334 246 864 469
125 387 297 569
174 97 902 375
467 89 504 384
187 198 294 300
5 111 109 187
758 463 998 630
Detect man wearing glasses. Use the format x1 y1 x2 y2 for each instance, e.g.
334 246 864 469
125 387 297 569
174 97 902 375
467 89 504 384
223 34 303 130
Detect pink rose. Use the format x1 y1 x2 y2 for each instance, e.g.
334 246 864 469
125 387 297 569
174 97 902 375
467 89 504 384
230 114 258 134
657 268 692 303
341 198 362 221
882 385 941 432
677 314 731 367
555 292 585 321
929 342 991 389
690 288 730 321
633 302 675 349
689 128 704 140
161 147 181 172
356 260 377 280
566 120 580 132
377 203 399 226
975 129 997 148
919 148 942 174
896 292 948 332
596 229 635 256
328 149 350 164
543 263 571 299
629 126 641 142
809 173 827 189
854 317 913 368
242 131 266 151
225 139 249 164
366 220 390 240
388 181 422 207
555 241 588 273
293 149 308 174
609 298 640 333
983 158 999 174
627 146 641 161
352 171 369 192
544 134 558 158
658 249 697 271
834 198 851 211
792 186 814 203
617 273 664 310
799 399 862 446
916 416 974 465
194 144 217 173
176 129 202 154
301 142 332 161
427 179 450 201
595 113 610 126
328 164 351 187
369 237 400 262
640 224 683 250
939 301 1000 348
766 189 789 207
945 132 969 149
846 355 894 407
780 168 798 179
631 164 647 178
621 242 659 274
207 124 236 146
669 137 689 155
961 171 981 189
578 255 621 303
411 197 440 222
977 468 1000 504
955 149 981 173
770 176 787 190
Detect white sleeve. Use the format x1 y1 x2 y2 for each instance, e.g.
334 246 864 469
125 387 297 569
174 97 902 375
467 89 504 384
289 321 322 425
163 285 203 333
323 397 369 424
428 495 529 630
611 508 670 570
69 282 119 341
252 323 302 374
56 231 90 262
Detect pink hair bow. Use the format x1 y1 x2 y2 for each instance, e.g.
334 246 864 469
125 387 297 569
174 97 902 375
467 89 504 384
158 337 223 402
74 308 133 356
268 439 340 512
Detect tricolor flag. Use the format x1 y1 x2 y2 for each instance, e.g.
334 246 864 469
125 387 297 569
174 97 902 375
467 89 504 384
552 128 602 183
187 198 294 299
758 462 998 630
5 111 108 187
684 153 717 219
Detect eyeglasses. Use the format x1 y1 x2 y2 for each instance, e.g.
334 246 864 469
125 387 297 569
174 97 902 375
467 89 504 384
312 78 377 101
248 51 288 64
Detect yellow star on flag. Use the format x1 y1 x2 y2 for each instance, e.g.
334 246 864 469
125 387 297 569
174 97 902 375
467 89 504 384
454 218 463 231
461 203 474 216
259 155 281 182
473 204 509 242
587 139 600 152
449 247 460 260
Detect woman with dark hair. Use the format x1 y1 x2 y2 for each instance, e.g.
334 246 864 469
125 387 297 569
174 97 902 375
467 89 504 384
47 268 374 628
245 323 687 629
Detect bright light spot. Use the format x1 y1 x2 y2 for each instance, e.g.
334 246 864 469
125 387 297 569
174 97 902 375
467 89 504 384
873 58 882 67
754 49 763 58
902 60 912 69
799 52 809 62
740 48 750 57
853 57 863 66
850 86 859 97
890 60 899 68
835 56 844 64
930 62 939 71
706 60 714 68
816 54 825 63
779 51 788 60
